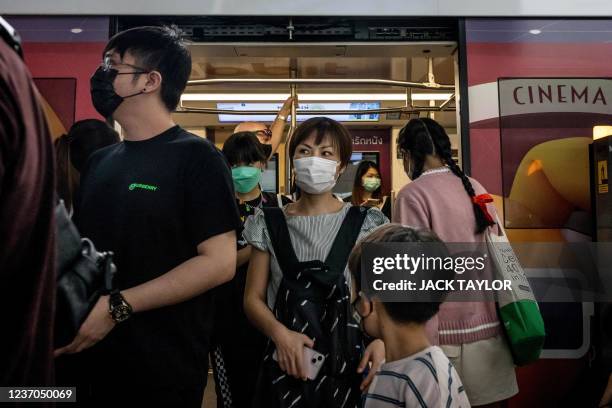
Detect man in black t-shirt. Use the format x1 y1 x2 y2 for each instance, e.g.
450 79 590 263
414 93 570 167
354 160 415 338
55 26 241 407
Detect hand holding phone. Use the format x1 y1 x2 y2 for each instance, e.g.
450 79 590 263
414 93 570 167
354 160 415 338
273 346 325 380
271 329 315 380
365 198 382 207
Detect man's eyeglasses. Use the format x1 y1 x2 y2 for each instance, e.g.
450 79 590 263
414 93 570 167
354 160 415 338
101 54 148 75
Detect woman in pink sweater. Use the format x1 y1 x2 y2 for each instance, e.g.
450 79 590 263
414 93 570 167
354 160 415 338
393 118 517 407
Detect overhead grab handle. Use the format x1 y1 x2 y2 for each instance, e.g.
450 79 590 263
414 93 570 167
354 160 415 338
186 77 455 90
180 77 456 115
177 105 455 115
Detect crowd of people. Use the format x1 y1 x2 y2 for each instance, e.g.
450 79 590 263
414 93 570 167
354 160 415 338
2 21 568 408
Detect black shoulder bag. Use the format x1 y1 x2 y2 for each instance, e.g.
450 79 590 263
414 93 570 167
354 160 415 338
254 205 368 408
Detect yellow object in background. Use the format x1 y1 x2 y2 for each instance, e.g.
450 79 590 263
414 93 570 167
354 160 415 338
506 137 591 229
593 125 612 141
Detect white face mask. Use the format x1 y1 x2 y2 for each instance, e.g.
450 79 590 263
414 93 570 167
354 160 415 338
293 156 339 194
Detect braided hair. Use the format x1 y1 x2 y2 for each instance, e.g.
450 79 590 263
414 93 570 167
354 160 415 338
397 117 494 233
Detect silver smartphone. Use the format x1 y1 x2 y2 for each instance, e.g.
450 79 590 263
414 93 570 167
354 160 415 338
272 346 326 380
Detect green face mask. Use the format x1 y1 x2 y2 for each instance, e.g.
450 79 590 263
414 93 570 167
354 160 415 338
362 176 381 192
231 166 262 194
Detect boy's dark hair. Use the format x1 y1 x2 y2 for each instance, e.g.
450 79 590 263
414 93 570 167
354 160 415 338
288 117 353 167
222 132 269 167
104 25 191 111
398 117 494 234
349 223 450 324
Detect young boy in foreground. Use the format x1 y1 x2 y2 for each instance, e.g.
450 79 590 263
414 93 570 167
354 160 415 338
349 224 470 408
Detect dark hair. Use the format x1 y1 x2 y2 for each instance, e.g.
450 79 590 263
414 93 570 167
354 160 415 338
398 118 494 233
288 117 353 168
222 131 268 167
104 25 191 111
349 224 451 324
55 119 120 211
351 161 382 205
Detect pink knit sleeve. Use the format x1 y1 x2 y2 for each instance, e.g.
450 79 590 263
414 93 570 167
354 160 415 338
392 192 430 229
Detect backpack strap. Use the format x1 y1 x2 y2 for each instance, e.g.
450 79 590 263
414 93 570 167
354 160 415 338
262 207 301 278
324 206 369 275
261 191 288 209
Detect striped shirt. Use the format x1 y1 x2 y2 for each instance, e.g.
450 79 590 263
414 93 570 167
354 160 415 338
243 203 388 308
364 346 470 408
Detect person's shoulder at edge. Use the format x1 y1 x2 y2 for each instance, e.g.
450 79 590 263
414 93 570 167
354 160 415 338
392 180 432 225
361 205 390 231
395 178 429 205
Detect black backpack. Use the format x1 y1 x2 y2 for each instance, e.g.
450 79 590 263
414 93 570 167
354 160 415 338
256 206 368 408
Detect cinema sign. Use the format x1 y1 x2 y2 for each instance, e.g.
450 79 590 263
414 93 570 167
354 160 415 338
498 78 612 116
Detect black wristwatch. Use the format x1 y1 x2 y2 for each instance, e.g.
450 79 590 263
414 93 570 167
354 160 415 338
108 290 133 323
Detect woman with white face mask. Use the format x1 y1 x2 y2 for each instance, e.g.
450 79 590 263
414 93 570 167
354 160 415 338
243 117 388 408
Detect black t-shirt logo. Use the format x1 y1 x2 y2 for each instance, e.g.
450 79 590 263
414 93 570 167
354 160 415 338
128 183 158 192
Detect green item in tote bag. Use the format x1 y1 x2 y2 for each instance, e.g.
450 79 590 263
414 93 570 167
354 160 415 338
486 213 546 366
